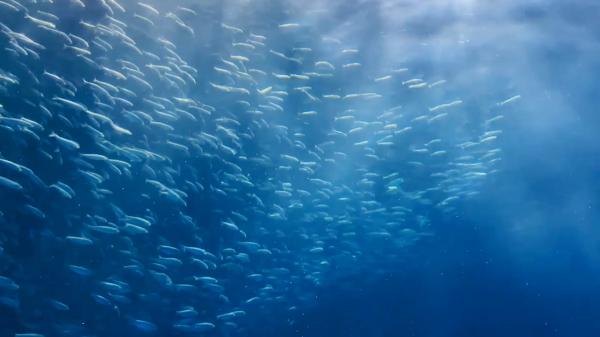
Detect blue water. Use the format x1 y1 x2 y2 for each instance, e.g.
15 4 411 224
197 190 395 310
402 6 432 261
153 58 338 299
279 3 600 336
278 1 600 334
0 0 599 337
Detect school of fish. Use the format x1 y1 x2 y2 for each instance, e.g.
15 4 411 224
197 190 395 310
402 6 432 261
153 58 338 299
0 0 519 336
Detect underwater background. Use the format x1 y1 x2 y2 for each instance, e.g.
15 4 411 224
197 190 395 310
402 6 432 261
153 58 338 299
0 0 599 337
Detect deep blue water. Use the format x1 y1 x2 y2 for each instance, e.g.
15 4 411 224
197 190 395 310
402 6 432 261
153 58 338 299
254 2 600 335
276 176 600 337
0 0 599 337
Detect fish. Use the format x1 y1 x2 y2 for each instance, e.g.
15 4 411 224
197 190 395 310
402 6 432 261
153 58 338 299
428 100 463 112
0 176 23 192
131 319 158 332
0 1 505 336
497 94 521 106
